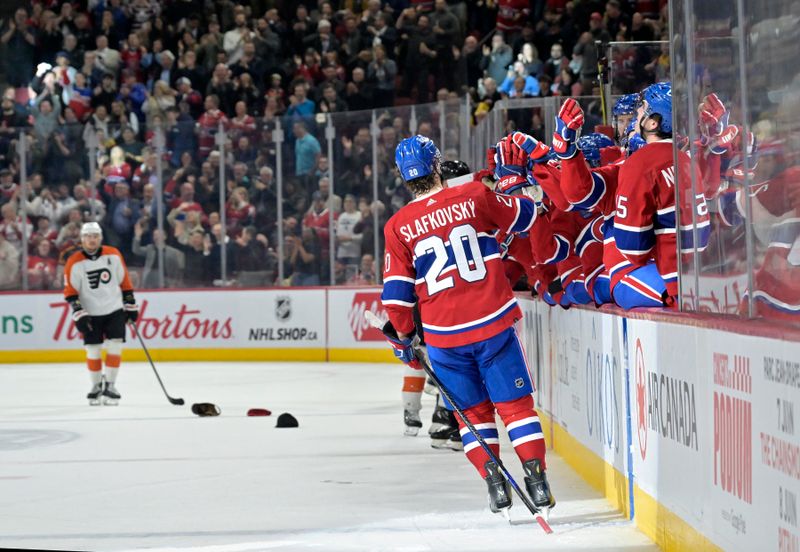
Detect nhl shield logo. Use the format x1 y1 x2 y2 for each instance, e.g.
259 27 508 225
515 377 524 389
275 296 291 322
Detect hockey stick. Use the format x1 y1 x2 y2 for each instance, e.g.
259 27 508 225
365 311 553 534
129 321 185 406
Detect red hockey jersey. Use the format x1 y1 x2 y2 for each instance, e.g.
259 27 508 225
614 140 710 297
381 182 536 348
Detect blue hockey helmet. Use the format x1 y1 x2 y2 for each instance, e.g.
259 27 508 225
612 93 638 117
639 81 672 135
577 132 615 167
395 135 441 181
622 119 647 155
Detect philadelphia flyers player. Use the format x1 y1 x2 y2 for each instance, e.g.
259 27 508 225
380 135 555 518
63 222 139 405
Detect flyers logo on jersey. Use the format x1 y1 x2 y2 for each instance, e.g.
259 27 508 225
86 268 112 289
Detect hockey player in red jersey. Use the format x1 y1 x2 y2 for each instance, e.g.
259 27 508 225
612 82 711 306
380 135 555 517
553 88 711 309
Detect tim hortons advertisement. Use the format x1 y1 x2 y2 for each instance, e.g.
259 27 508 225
0 290 325 350
327 287 387 349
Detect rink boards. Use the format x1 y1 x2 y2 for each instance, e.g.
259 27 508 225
0 287 396 363
524 300 800 552
0 287 798 551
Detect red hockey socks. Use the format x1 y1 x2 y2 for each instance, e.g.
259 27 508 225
458 400 500 477
495 395 547 469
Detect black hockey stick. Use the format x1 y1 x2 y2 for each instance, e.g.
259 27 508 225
129 321 185 406
365 311 553 534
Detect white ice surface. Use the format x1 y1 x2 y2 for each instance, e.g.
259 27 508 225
0 362 658 552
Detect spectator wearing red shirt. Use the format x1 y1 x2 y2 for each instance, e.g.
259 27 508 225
27 239 58 290
226 186 255 235
196 94 229 159
102 147 133 195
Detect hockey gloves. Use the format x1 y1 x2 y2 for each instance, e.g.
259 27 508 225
123 290 139 323
699 93 739 155
493 135 529 179
553 98 584 159
381 320 423 369
511 131 551 164
68 298 92 335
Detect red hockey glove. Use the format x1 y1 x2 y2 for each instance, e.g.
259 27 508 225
553 98 583 159
511 132 551 164
493 135 529 179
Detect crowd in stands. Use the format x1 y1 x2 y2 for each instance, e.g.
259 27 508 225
0 0 667 290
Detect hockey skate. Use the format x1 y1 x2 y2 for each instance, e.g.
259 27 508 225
428 400 451 435
403 409 422 436
423 376 437 395
87 382 103 406
430 408 462 450
102 380 121 406
523 459 556 518
484 461 512 519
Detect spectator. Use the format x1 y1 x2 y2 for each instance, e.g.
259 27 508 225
94 35 121 76
286 81 316 117
1 8 37 88
224 11 254 66
27 239 58 290
287 227 322 286
175 77 204 120
352 198 386 257
142 80 176 125
0 232 19 289
398 11 437 103
207 221 234 282
197 94 229 159
317 176 342 213
234 225 274 278
519 43 543 77
230 100 257 141
226 186 256 235
0 202 32 252
460 35 483 89
347 253 376 285
132 224 185 288
364 13 397 56
109 101 140 138
335 194 363 267
233 73 262 115
92 73 119 111
231 42 266 86
103 182 139 255
175 228 209 286
292 120 321 178
367 45 397 108
303 190 333 255
206 63 236 115
499 61 541 97
542 43 568 80
0 169 18 206
481 33 514 85
318 83 348 113
120 33 147 82
430 0 460 92
345 67 374 111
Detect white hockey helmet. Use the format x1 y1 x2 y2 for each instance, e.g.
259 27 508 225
80 222 103 237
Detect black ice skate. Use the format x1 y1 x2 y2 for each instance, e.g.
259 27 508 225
431 409 462 450
523 459 556 516
87 382 103 406
428 401 451 435
484 461 512 518
404 409 422 436
102 381 121 406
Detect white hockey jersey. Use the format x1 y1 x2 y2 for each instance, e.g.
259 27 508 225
63 246 134 316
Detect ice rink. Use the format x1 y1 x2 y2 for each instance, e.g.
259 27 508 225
0 361 658 552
